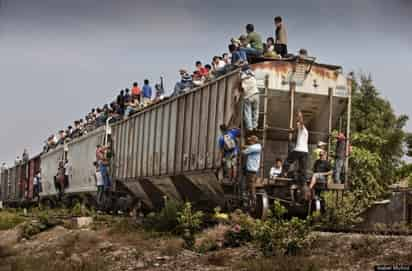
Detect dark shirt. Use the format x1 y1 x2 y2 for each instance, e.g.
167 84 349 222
117 94 125 109
313 159 331 173
335 140 346 159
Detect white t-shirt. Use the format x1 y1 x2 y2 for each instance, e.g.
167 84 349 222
270 166 282 178
241 74 259 98
95 171 103 186
294 126 309 153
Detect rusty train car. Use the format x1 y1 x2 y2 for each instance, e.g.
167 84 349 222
0 57 351 217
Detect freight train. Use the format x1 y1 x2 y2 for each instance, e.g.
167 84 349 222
0 56 351 218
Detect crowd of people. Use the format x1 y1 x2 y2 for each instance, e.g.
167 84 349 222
40 17 292 154
218 110 349 210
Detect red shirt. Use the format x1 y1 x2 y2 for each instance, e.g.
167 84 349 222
197 67 209 77
131 86 141 96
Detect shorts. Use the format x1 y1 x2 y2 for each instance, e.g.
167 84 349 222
313 173 326 183
223 155 237 169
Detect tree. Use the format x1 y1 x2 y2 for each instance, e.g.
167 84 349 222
340 74 411 210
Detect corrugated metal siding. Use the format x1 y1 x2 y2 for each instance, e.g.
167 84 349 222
66 129 104 193
110 70 241 180
40 147 64 197
0 170 8 202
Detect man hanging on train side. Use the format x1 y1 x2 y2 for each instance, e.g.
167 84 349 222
242 135 262 209
218 124 241 183
282 112 309 182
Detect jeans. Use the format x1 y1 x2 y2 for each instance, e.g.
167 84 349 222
99 163 112 190
244 94 259 130
334 158 345 184
240 47 263 58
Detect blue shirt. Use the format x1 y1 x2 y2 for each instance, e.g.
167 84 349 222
242 143 262 172
231 50 247 64
218 128 240 157
142 84 152 98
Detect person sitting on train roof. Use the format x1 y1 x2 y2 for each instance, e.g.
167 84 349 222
274 16 288 57
131 82 141 103
263 37 280 58
239 24 263 59
124 97 139 118
298 48 308 57
242 135 262 208
173 69 193 96
192 70 205 87
282 115 309 182
211 56 227 78
56 130 66 145
218 124 241 183
241 66 259 131
270 158 283 179
229 44 247 66
0 162 7 173
142 79 153 106
222 53 230 65
195 61 209 77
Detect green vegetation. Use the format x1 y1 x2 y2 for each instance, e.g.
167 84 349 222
0 210 27 230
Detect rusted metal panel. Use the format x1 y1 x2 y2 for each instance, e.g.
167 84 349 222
190 90 201 171
182 94 193 171
126 118 134 178
168 101 178 174
137 113 145 177
132 117 139 178
175 97 186 174
207 82 218 168
161 103 170 175
198 87 210 170
214 79 226 168
148 110 156 176
142 112 150 177
154 106 163 176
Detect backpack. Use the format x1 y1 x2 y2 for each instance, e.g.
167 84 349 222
223 134 236 151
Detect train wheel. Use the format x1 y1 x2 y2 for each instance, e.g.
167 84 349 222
254 191 269 219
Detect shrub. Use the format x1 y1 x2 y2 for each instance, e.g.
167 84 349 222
142 199 183 233
254 201 311 256
177 202 204 249
0 211 26 230
223 224 252 247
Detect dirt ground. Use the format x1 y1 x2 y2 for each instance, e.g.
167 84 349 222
0 215 412 271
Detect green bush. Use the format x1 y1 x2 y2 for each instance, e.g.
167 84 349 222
0 211 26 230
223 224 252 247
143 199 183 233
177 202 204 249
254 201 311 256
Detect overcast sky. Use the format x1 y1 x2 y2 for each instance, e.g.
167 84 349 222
0 0 411 164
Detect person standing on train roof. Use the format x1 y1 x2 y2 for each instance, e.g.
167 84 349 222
131 82 141 103
116 90 126 115
142 79 153 106
124 88 131 103
282 115 309 182
239 24 263 58
274 16 288 57
242 135 262 207
241 65 259 131
218 124 241 183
